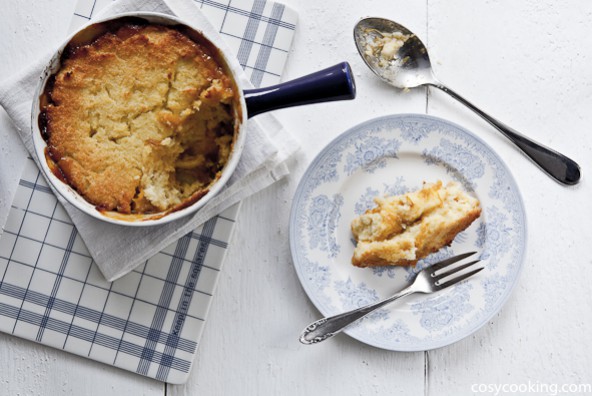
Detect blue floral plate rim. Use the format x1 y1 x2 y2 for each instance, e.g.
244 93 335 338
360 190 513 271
289 113 527 351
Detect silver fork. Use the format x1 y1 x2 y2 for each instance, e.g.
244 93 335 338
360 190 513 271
299 252 483 345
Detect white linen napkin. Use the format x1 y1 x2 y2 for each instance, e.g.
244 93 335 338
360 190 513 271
0 0 299 281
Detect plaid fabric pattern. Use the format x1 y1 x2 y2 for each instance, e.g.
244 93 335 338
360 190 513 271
0 0 296 384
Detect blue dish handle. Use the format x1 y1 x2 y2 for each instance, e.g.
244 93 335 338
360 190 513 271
243 62 356 118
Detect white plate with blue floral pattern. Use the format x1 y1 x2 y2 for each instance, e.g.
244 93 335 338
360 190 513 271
289 114 526 351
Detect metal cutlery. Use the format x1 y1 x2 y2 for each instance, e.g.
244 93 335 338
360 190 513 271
353 17 581 185
299 252 483 345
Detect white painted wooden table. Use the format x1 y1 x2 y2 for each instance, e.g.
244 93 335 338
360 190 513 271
2 1 592 395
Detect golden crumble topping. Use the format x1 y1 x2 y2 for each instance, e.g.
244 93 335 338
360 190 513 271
41 22 239 215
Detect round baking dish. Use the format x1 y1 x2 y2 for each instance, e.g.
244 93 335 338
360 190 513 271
31 12 356 226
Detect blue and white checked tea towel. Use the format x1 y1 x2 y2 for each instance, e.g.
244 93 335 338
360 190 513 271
0 0 299 282
0 0 296 384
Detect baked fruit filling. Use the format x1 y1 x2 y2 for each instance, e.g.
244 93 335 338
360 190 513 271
351 181 481 267
41 22 238 214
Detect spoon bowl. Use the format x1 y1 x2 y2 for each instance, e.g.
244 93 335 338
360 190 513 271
354 17 433 89
353 17 581 185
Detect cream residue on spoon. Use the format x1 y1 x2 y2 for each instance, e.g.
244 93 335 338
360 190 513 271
363 30 412 68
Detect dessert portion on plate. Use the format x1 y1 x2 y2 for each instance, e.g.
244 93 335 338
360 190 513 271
40 20 240 215
351 181 481 267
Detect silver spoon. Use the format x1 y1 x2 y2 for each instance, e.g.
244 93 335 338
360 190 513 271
354 17 581 185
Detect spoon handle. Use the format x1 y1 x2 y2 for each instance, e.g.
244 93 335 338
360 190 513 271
428 82 581 185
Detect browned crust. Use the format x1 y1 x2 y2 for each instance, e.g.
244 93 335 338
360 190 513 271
352 207 481 267
351 181 444 243
40 20 240 215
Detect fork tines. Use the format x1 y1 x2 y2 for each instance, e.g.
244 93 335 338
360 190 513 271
429 252 484 288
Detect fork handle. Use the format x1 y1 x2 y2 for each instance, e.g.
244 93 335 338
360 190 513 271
299 288 414 344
